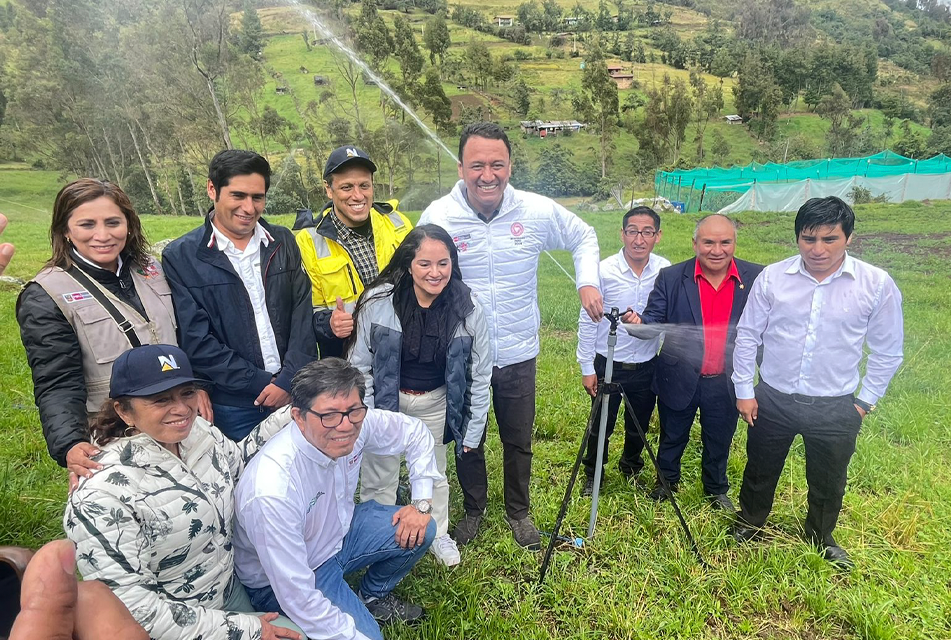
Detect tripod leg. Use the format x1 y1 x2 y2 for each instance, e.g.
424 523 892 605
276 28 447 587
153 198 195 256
620 392 707 568
539 389 604 584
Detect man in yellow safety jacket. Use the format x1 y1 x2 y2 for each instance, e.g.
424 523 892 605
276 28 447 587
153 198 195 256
294 146 412 357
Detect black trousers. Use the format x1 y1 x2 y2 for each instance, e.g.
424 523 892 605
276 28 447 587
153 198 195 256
583 354 657 480
656 373 738 495
455 358 536 520
737 382 862 545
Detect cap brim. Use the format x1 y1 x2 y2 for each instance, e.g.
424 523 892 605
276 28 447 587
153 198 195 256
324 157 377 178
118 375 202 398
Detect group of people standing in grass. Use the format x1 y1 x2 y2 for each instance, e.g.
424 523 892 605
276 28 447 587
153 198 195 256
3 120 904 640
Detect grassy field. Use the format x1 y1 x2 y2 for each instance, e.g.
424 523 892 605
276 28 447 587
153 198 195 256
1 167 950 638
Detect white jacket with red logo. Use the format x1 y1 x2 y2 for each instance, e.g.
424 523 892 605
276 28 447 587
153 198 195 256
420 181 600 368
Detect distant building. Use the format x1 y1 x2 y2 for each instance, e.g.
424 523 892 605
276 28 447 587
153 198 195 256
313 75 329 86
724 114 744 124
606 64 625 75
520 120 586 137
494 15 515 27
275 86 289 95
563 16 581 27
610 73 635 90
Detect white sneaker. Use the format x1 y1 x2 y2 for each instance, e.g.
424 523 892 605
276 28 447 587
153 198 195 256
429 533 461 566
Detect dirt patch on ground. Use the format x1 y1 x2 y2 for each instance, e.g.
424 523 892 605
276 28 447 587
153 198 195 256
849 232 951 260
449 94 487 120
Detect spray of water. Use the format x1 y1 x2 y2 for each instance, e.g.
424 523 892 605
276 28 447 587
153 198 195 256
286 2 582 288
287 0 458 163
623 322 711 360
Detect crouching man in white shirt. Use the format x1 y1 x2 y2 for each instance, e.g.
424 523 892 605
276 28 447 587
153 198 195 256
233 358 441 640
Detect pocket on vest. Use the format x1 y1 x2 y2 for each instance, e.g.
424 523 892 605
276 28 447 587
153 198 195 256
74 305 131 364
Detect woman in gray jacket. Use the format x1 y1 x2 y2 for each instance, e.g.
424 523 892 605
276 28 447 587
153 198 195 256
348 225 491 567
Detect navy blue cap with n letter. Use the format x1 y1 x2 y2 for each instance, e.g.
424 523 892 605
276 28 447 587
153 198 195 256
110 344 200 399
323 146 377 179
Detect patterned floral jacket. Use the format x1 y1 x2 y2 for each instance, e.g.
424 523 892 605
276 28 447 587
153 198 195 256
64 407 291 640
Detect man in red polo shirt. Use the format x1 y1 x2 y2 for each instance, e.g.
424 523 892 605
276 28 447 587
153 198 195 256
632 215 763 510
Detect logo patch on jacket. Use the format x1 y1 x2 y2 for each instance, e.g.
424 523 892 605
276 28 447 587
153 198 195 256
62 291 92 303
348 453 362 467
307 491 326 514
511 222 524 237
137 263 160 279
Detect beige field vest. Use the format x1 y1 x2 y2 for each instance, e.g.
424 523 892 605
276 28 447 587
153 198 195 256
32 259 178 412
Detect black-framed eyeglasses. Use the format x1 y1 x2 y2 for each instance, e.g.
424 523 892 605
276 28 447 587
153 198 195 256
302 405 368 428
623 228 657 238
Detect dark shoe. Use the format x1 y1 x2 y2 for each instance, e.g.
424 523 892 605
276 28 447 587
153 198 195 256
580 476 596 497
362 592 425 625
822 545 854 571
730 521 760 543
648 481 678 501
707 493 736 512
451 513 483 546
506 515 541 550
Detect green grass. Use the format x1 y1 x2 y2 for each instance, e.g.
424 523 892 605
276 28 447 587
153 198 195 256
2 168 951 638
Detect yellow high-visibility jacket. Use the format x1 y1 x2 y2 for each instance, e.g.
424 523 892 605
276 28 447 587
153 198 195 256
295 200 412 310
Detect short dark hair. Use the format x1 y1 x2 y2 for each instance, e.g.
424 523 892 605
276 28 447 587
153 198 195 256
208 150 271 196
458 122 511 162
291 358 366 411
622 206 661 230
795 196 855 239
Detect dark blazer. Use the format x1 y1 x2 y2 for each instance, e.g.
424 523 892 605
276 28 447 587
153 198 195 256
640 257 763 411
162 215 317 407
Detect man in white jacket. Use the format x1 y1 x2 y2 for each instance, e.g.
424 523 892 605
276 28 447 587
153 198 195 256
419 122 602 549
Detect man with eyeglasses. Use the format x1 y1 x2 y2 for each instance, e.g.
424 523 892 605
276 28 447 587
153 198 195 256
577 206 669 497
232 358 442 640
629 214 762 510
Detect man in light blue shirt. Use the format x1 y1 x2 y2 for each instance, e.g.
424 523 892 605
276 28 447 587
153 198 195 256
730 196 904 570
577 206 669 496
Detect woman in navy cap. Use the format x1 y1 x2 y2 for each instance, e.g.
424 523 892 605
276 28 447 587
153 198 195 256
64 344 303 640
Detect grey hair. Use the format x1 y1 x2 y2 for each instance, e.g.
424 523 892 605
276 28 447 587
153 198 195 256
693 214 737 241
291 358 366 411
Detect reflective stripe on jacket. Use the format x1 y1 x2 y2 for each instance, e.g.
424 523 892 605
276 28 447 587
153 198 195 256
295 201 412 310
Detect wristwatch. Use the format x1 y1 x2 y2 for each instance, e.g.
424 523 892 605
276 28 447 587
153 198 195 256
854 398 875 414
412 499 433 515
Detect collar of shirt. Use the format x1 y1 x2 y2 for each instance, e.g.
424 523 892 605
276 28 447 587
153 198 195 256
208 220 273 253
460 185 503 222
330 209 373 241
289 420 335 468
786 253 856 283
73 247 124 274
619 249 664 280
695 257 741 289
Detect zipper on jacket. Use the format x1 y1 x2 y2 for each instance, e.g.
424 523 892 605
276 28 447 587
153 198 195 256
345 264 358 296
485 222 499 365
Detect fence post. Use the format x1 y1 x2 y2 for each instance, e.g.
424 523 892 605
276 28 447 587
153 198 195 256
699 185 707 211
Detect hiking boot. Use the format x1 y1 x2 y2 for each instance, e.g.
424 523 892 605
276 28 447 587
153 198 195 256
361 591 425 625
429 534 461 567
451 513 483 546
506 515 541 550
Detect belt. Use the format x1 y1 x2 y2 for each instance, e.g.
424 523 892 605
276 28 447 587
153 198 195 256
400 388 428 396
596 354 655 371
760 381 852 405
700 373 725 378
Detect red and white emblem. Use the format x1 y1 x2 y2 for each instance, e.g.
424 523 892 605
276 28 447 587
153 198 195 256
511 222 524 237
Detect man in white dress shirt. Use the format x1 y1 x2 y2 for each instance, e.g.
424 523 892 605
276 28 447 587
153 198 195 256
730 196 904 569
233 358 441 640
577 206 670 496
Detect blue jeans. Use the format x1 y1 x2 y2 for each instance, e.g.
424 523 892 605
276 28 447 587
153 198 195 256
211 403 274 441
247 501 436 640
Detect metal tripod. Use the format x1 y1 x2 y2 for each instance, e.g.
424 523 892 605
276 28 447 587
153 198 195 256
539 308 706 584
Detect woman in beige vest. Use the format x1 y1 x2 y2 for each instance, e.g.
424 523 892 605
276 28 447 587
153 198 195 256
16 179 211 486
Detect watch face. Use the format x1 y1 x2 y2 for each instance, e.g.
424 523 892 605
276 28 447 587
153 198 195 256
415 501 431 514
